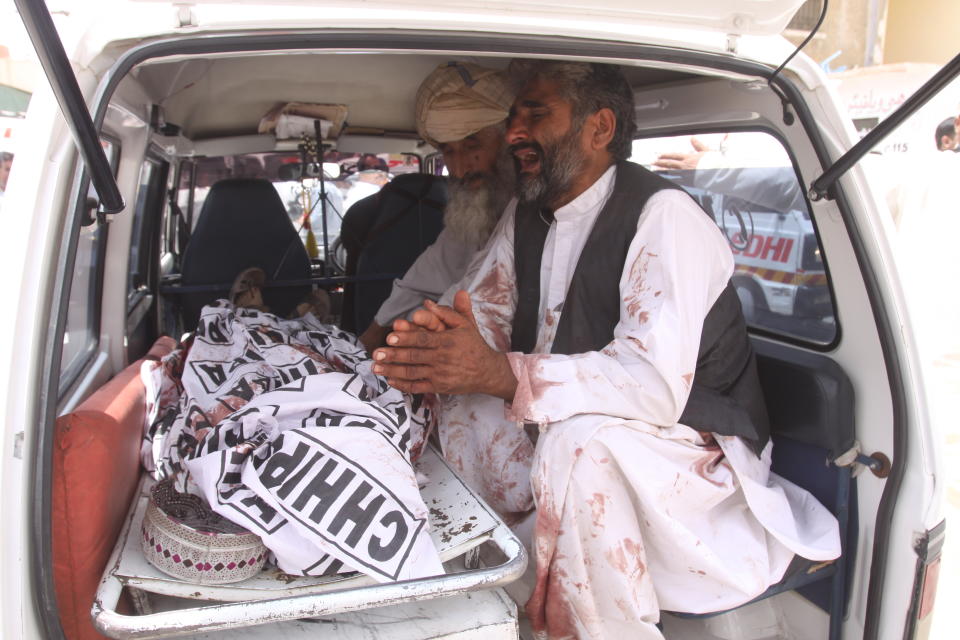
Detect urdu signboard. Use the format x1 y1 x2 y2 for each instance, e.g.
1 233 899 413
831 62 960 155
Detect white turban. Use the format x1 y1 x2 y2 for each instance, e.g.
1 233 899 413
415 62 513 147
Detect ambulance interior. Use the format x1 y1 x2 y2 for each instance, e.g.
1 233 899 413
44 41 901 640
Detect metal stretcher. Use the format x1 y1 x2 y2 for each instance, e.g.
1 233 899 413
92 447 527 639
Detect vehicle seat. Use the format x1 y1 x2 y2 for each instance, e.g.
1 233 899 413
52 336 176 640
339 173 446 333
667 339 857 640
179 178 311 331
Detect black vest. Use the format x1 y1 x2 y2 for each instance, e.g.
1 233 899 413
511 161 770 455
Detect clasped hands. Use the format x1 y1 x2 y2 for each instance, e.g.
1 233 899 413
372 290 518 401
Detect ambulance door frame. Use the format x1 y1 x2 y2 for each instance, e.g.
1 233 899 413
18 16 930 639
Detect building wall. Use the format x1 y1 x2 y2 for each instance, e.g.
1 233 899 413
0 45 41 94
884 0 960 65
784 0 882 71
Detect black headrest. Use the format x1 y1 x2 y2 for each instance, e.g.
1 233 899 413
185 179 302 262
338 174 447 332
382 173 447 207
179 178 311 329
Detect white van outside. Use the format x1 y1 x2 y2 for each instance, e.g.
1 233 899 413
1 1 952 639
725 206 828 324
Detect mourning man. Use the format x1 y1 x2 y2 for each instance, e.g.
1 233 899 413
357 62 514 353
373 61 840 639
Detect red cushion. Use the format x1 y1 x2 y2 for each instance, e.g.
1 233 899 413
52 337 176 640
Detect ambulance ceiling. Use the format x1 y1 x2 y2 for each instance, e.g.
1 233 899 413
130 53 695 140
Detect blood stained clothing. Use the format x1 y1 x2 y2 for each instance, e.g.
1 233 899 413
437 165 840 639
141 303 443 583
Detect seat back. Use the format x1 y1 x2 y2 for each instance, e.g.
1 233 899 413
753 339 855 460
670 339 856 638
180 179 311 329
52 337 176 640
754 338 857 630
339 174 446 332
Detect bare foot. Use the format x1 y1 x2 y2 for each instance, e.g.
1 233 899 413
230 267 269 311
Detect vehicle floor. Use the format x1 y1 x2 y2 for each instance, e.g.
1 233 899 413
514 590 828 640
659 592 830 640
133 570 828 640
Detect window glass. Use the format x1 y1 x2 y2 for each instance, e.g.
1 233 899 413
128 159 161 296
60 139 118 385
60 225 103 377
631 131 836 344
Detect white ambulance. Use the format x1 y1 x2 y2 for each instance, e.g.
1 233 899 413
633 131 833 339
1 1 953 639
723 201 830 328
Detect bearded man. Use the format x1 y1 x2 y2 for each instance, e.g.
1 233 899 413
372 61 840 639
358 62 514 353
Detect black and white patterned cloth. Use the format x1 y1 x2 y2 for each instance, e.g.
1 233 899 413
141 301 442 582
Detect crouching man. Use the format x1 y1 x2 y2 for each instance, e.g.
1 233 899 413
373 61 840 639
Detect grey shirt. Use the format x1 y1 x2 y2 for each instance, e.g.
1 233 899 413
373 227 477 326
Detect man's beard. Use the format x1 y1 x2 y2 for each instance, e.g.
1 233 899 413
444 154 515 248
512 126 586 207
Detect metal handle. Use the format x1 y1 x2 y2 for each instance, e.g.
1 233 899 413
93 523 525 639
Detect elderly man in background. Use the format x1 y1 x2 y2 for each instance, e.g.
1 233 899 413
373 61 840 639
358 62 514 353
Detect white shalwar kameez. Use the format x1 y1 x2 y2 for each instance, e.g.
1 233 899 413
438 165 841 639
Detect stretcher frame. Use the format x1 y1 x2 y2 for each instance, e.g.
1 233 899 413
91 446 527 639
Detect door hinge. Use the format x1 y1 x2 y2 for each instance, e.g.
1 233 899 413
174 3 197 28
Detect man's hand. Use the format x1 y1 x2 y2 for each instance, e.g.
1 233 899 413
372 291 518 400
358 322 391 355
360 296 454 354
653 137 710 171
390 303 453 334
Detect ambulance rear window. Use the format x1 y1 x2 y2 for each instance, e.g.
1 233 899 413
631 131 836 345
